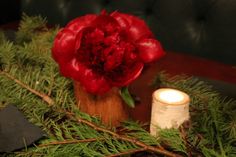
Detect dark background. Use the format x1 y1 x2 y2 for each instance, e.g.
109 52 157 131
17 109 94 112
1 0 236 65
0 1 20 25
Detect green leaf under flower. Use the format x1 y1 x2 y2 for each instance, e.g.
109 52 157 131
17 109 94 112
120 87 135 108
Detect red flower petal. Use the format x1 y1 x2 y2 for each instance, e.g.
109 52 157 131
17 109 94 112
78 65 111 95
59 59 111 94
52 29 76 63
66 14 97 33
90 15 120 33
110 11 130 30
111 12 153 41
111 62 144 87
59 58 81 80
80 71 111 95
74 28 85 51
104 46 124 71
137 38 165 63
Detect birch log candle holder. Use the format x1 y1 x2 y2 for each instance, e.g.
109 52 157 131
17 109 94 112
150 88 190 136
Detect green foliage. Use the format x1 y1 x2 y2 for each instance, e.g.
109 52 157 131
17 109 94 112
15 13 48 44
122 121 159 145
0 40 15 70
154 73 236 157
159 128 186 154
120 87 135 108
0 15 235 157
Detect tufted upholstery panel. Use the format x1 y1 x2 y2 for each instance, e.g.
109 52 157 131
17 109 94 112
21 0 236 65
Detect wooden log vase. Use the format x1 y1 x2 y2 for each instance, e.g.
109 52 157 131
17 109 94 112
74 81 129 127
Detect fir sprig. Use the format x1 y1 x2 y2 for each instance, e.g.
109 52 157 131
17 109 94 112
15 13 48 44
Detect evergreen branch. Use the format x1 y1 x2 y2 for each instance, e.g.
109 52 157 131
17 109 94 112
61 110 180 156
179 126 192 157
38 138 104 147
74 117 180 157
0 69 180 156
211 107 226 157
116 123 149 134
14 151 44 157
106 148 147 157
179 127 204 156
47 74 54 96
0 70 54 105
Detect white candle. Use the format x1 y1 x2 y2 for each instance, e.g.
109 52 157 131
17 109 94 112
150 88 190 136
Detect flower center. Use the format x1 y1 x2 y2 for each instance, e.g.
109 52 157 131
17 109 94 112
77 27 138 75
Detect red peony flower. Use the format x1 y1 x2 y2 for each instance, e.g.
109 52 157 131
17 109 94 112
52 11 165 95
